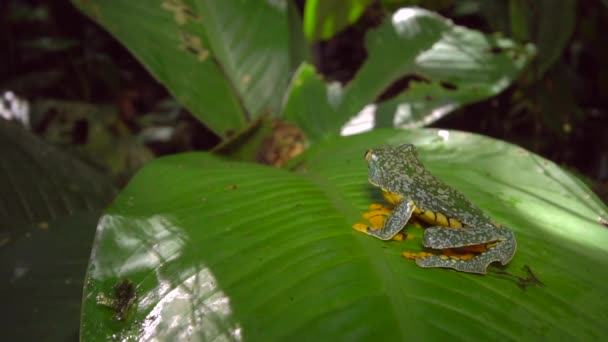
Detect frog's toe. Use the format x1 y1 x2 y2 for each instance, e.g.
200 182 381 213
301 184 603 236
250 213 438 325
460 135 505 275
368 215 387 230
352 223 369 233
392 232 406 241
402 251 434 260
494 230 517 265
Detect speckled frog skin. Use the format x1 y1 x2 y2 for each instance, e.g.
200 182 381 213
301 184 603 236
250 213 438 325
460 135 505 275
359 144 516 274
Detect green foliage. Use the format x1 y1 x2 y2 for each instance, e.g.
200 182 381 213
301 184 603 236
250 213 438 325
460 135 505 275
72 2 531 144
451 0 581 144
284 8 533 140
303 0 374 42
14 1 600 340
72 0 291 138
0 119 117 340
80 129 608 340
509 0 575 77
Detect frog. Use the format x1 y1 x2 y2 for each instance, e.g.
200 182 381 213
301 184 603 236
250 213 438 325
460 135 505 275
353 144 516 274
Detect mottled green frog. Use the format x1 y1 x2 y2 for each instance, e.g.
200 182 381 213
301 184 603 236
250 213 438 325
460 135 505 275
353 144 516 274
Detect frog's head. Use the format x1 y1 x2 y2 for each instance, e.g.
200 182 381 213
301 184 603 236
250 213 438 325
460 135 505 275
365 144 422 192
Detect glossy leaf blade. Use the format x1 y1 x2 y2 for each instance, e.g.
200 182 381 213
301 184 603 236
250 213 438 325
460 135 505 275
81 129 608 340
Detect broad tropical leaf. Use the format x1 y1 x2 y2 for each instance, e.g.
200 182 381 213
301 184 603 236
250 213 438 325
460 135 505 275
72 0 290 138
81 129 608 340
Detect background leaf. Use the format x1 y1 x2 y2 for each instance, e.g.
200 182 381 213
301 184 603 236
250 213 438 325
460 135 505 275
303 0 374 42
188 1 290 117
0 119 117 341
81 128 608 340
72 0 291 138
287 1 312 69
283 8 533 140
509 0 575 76
282 63 345 141
354 7 534 129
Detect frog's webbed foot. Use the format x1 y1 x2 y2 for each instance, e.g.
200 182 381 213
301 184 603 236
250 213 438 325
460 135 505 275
416 228 517 274
354 200 414 241
352 204 406 241
367 199 414 240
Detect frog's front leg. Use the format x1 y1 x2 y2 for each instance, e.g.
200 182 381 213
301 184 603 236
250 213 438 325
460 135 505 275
358 199 415 240
417 227 516 274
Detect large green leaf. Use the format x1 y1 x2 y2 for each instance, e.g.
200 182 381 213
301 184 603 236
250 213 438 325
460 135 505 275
81 128 608 340
0 119 117 341
72 0 290 138
283 8 533 139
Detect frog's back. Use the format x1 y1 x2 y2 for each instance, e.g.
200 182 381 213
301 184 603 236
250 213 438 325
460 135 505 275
402 167 491 227
375 144 492 228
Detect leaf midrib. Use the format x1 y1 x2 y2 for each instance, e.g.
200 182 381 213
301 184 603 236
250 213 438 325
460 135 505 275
300 165 411 340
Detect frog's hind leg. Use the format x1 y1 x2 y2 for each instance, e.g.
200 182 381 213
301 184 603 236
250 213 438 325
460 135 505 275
422 225 504 249
364 200 415 240
417 229 517 274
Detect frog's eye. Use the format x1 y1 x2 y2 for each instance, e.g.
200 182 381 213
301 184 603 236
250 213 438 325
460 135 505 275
364 149 373 161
